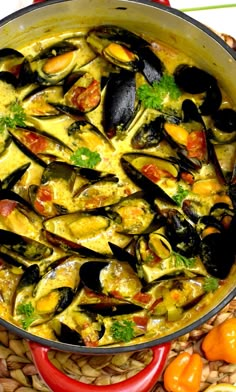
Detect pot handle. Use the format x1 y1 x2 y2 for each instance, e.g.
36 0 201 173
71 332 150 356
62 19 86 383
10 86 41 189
151 0 170 6
29 341 171 392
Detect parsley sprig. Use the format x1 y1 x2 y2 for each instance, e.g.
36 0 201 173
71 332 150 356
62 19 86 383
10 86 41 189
173 185 190 206
173 251 196 268
137 74 181 110
16 302 36 330
203 276 219 293
70 147 101 169
111 320 136 342
0 101 26 132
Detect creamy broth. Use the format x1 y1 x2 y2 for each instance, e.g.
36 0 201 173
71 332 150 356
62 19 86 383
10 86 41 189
0 25 235 347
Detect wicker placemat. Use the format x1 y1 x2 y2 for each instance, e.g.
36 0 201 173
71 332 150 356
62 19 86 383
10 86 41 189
0 298 235 392
0 31 235 392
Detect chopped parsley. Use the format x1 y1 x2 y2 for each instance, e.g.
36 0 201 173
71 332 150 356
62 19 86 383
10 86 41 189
0 101 26 132
173 185 190 206
137 74 181 110
173 251 196 268
203 276 219 293
111 320 136 342
16 302 36 330
70 147 101 169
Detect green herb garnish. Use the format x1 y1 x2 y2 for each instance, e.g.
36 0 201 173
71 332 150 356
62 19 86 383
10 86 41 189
0 101 26 132
203 276 219 293
173 185 190 206
111 320 136 342
70 147 101 169
137 74 181 110
173 251 196 268
16 302 36 330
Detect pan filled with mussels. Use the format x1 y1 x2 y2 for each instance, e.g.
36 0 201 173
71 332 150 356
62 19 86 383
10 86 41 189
0 0 235 390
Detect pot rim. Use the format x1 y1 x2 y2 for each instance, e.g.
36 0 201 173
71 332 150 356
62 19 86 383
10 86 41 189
0 0 235 354
0 0 235 60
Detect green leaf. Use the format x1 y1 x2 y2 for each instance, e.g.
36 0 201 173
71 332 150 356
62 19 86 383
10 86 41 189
0 101 26 132
16 302 36 330
111 320 136 342
173 251 196 268
172 185 189 206
137 74 181 110
203 276 219 293
70 147 101 169
16 302 34 317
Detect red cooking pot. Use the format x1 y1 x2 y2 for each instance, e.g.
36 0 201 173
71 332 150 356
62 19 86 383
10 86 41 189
0 0 235 391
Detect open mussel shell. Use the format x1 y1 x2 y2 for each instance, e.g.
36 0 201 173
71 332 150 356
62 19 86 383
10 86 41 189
163 100 209 169
105 191 158 235
52 311 105 346
67 119 113 150
79 259 142 300
63 71 101 113
22 86 63 117
0 229 53 262
30 41 79 85
9 127 73 167
121 153 179 205
43 210 131 255
144 277 207 321
86 25 147 72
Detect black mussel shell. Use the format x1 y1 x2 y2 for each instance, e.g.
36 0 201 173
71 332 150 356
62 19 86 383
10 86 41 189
174 65 216 94
17 264 40 291
33 41 78 61
79 261 109 293
212 108 236 133
79 303 143 317
131 115 165 149
0 71 18 87
199 232 235 279
163 209 200 257
103 71 136 138
138 46 164 84
108 242 138 272
0 229 53 261
53 322 84 345
1 163 31 191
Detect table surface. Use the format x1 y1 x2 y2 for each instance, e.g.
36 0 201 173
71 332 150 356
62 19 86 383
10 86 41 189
0 0 236 37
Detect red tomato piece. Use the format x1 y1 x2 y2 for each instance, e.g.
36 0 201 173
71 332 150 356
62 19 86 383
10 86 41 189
181 172 195 185
71 80 101 112
0 200 17 217
133 315 149 330
24 132 48 154
133 292 152 304
141 164 173 183
186 130 206 160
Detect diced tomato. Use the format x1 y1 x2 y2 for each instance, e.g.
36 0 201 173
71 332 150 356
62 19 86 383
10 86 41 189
37 186 53 202
24 132 48 154
133 316 148 331
141 164 172 183
0 200 17 217
34 186 53 216
133 292 152 304
71 80 101 112
110 290 124 299
181 172 195 185
186 130 207 160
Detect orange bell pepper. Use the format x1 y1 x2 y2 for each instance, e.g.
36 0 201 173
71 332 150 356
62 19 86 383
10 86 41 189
163 352 203 392
202 317 236 363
